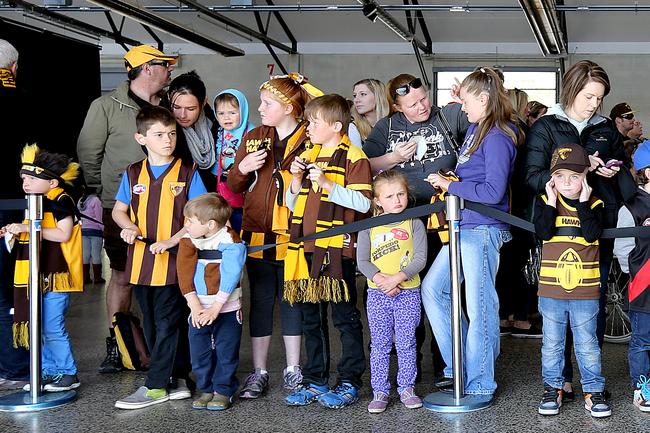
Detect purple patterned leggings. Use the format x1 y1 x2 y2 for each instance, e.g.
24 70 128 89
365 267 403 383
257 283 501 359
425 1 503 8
367 288 421 394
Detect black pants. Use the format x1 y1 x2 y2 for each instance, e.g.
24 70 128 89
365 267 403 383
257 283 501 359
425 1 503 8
247 258 303 337
134 284 191 389
300 257 365 389
496 227 536 321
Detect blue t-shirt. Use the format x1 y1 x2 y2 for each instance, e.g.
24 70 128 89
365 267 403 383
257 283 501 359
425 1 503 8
115 162 207 205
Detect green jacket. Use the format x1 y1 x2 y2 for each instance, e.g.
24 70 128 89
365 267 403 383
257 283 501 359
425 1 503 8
77 81 146 208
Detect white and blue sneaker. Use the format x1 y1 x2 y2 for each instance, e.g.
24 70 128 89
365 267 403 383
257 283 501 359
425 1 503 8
286 383 329 406
318 382 359 409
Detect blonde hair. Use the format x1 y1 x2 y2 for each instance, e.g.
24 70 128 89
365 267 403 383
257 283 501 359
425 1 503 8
351 79 389 141
183 193 231 226
259 76 317 119
371 170 410 216
460 67 524 154
508 88 529 118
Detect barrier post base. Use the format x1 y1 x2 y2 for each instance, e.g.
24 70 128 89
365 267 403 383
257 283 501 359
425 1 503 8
423 391 492 413
0 390 76 412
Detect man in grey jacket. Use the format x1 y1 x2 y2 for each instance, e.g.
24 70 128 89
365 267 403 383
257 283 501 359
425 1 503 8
77 45 176 373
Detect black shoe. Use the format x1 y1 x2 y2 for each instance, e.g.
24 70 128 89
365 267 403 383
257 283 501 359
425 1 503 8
500 326 512 336
510 323 543 339
99 336 123 373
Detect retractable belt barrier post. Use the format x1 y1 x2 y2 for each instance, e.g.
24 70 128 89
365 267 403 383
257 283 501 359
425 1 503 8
422 194 493 412
0 194 76 412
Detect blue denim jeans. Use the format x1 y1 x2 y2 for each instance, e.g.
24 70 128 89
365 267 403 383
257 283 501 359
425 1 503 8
422 225 510 395
42 292 77 376
629 310 650 388
538 296 604 393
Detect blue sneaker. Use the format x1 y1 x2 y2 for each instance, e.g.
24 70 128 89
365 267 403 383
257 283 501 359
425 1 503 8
285 383 329 406
318 382 359 409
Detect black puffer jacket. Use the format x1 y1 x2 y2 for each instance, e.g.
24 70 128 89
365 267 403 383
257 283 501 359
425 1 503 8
524 111 633 228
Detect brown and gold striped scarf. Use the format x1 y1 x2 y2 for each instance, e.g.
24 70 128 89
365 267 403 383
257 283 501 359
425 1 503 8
283 136 352 304
12 188 83 348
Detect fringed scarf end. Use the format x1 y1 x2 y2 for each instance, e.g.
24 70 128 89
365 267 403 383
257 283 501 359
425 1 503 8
12 322 29 349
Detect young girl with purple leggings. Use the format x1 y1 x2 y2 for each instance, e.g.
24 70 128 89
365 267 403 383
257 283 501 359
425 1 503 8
357 170 427 413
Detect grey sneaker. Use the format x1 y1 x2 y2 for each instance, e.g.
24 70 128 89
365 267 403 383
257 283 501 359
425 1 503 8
239 369 269 399
44 374 80 392
283 366 303 391
168 378 191 400
192 393 214 410
115 386 169 410
0 377 29 391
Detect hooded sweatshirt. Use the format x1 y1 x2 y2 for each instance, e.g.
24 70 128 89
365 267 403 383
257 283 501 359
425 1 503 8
212 89 254 208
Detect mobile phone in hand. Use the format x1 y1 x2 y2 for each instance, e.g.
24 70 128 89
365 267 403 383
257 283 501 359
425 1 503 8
604 159 623 169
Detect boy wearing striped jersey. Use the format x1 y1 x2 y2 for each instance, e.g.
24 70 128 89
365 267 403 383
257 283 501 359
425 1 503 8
112 106 207 409
534 143 610 418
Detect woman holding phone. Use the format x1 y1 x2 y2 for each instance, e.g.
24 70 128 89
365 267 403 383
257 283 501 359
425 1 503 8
525 60 635 399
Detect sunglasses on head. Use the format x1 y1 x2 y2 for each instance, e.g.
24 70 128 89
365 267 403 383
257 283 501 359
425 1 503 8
620 113 635 120
394 78 423 97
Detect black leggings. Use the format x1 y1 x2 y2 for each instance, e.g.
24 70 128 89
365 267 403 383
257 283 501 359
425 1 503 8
247 258 303 337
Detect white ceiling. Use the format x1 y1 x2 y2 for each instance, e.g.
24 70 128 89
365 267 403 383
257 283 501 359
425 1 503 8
2 0 650 55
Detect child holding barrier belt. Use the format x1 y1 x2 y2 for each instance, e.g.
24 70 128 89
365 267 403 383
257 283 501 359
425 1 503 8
357 170 427 413
2 144 83 392
421 67 520 401
534 143 610 418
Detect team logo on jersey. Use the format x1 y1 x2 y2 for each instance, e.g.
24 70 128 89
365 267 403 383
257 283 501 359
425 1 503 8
132 184 147 195
169 182 186 197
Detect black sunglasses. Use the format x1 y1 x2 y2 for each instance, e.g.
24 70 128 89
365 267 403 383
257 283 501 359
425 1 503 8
149 60 170 68
620 113 635 120
394 78 423 97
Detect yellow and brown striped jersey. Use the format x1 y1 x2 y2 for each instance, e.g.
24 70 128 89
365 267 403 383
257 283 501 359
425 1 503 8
125 158 196 286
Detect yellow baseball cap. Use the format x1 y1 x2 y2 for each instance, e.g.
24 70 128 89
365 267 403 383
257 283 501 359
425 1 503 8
124 45 178 71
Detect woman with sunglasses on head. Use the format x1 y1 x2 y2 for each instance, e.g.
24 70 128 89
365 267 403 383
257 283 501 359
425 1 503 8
525 60 636 401
348 79 390 146
363 74 470 385
422 67 522 401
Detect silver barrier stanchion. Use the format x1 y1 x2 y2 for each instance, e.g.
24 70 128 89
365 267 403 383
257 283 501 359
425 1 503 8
423 194 492 412
0 194 76 412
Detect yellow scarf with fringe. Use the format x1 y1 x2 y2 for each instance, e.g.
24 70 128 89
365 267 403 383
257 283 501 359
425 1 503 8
283 136 352 304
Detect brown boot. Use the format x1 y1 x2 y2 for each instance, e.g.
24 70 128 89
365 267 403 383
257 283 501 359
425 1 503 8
92 264 105 284
83 264 90 284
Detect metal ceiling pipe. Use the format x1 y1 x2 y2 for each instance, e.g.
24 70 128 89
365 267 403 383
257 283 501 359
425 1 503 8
85 0 244 56
9 0 141 45
174 0 296 54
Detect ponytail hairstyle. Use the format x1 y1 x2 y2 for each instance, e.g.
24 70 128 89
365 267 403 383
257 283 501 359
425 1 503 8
259 73 324 120
508 88 529 119
371 169 410 216
460 67 524 154
351 78 390 140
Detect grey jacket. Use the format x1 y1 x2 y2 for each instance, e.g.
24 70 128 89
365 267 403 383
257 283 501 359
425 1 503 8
77 81 146 208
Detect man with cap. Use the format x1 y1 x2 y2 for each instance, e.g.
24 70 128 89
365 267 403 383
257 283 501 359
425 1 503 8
610 102 637 142
77 45 176 374
0 38 30 390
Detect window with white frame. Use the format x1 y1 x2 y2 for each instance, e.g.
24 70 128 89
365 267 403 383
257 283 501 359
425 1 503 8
434 68 558 108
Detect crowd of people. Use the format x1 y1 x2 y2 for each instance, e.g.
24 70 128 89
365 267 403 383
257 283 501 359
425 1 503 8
0 39 649 419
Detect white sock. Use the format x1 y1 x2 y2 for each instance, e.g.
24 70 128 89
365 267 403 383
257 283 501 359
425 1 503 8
285 365 300 373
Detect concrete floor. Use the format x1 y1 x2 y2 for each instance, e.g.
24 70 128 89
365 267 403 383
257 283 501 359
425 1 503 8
0 274 647 433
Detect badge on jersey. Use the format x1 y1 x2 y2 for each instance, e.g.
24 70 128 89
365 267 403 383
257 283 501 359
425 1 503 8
169 182 186 197
132 184 147 195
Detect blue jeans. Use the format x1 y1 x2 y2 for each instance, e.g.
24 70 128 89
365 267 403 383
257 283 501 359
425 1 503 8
539 296 604 393
422 225 510 395
42 292 77 376
629 310 650 388
188 310 242 397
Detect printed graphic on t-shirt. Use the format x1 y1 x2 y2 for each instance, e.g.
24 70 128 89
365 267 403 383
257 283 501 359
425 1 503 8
388 124 448 165
371 228 409 259
457 132 475 166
